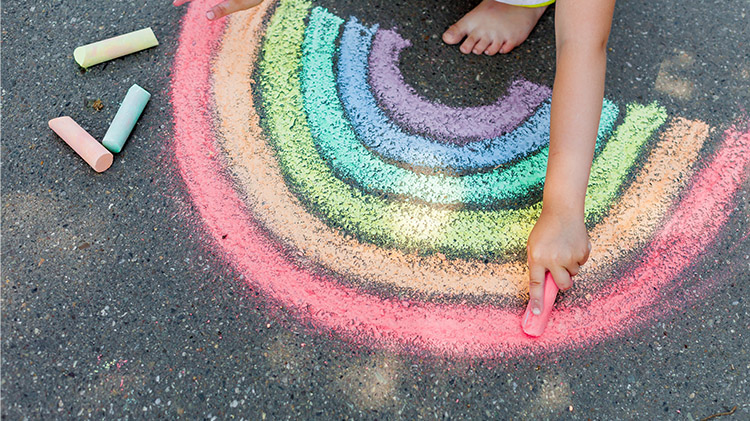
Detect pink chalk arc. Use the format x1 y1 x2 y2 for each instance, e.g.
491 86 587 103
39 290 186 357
171 0 750 357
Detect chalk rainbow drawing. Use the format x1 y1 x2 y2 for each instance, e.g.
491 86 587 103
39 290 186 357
171 0 750 357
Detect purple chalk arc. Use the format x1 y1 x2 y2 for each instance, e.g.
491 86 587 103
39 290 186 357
369 28 551 144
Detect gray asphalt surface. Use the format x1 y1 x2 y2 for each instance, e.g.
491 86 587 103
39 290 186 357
2 0 749 419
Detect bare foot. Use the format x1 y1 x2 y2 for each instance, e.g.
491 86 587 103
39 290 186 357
442 0 548 55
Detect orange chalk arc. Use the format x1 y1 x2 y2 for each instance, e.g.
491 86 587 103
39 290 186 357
171 0 750 356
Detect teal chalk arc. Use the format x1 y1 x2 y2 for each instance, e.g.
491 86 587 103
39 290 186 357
258 4 668 257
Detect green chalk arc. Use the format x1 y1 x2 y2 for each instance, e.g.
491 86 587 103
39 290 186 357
257 0 667 258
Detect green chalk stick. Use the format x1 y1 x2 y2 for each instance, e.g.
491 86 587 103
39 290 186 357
102 84 151 153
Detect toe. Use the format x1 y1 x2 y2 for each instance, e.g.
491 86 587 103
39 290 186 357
499 41 516 54
484 41 502 56
460 35 479 54
472 38 491 55
442 23 466 45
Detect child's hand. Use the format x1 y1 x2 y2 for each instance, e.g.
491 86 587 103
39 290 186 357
526 207 591 315
173 0 263 21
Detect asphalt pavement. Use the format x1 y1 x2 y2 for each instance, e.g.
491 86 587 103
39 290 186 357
2 0 749 419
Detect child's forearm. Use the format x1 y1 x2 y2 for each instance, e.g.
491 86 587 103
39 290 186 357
544 43 606 215
544 0 616 216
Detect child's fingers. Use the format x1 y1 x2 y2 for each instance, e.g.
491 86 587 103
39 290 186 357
206 0 248 20
579 241 592 265
528 264 547 315
550 267 573 291
207 1 233 20
173 0 191 6
563 261 580 277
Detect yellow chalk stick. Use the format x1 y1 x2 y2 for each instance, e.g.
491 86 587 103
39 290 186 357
74 28 158 68
49 117 113 172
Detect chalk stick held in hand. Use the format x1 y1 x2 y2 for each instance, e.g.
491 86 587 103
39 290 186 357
521 272 560 337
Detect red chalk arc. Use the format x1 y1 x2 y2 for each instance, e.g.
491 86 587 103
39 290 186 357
171 0 750 357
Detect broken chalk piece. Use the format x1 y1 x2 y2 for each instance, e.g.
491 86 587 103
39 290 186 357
521 272 560 337
102 84 151 153
74 27 158 68
49 116 113 173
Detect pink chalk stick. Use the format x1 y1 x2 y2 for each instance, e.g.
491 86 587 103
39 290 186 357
49 116 113 173
521 272 560 337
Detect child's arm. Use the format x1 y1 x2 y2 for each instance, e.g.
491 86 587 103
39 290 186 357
173 0 262 21
526 0 615 315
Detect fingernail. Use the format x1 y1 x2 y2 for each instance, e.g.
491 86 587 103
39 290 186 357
206 10 215 20
531 299 542 315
